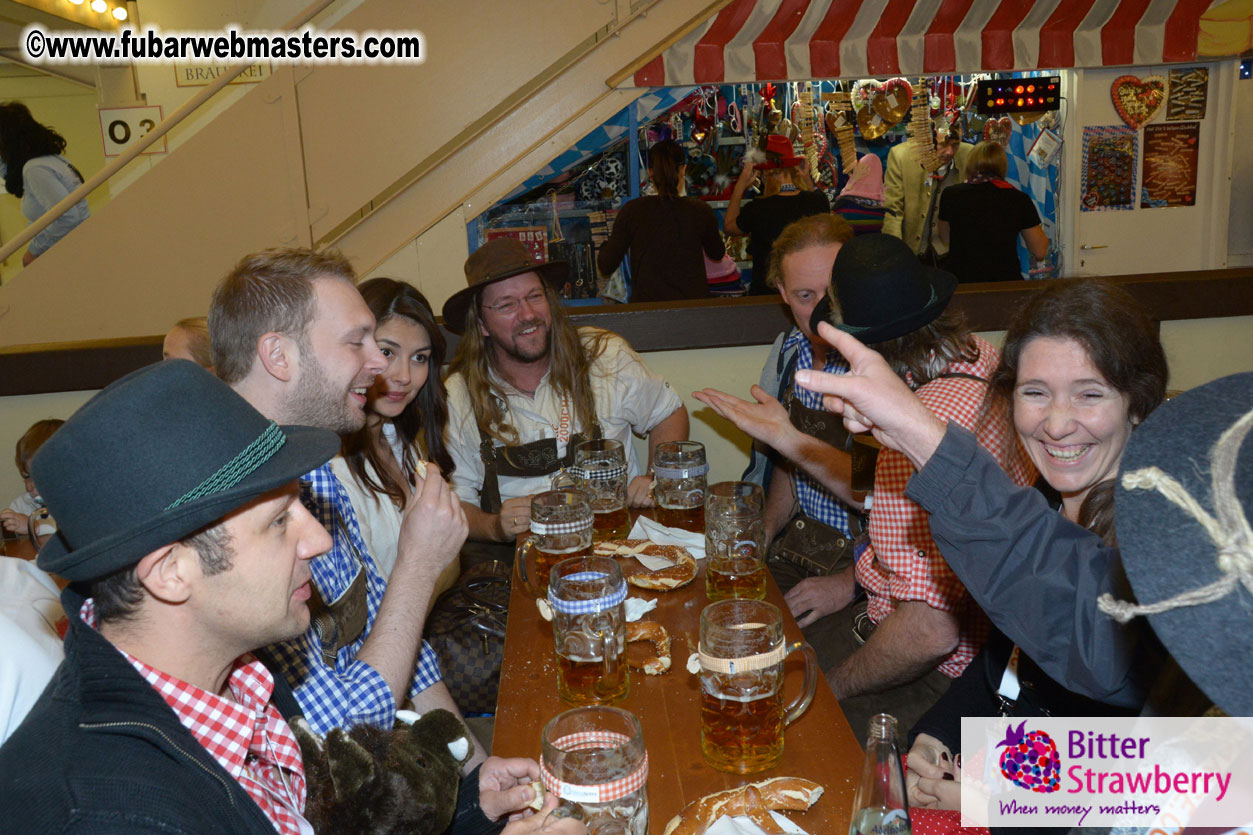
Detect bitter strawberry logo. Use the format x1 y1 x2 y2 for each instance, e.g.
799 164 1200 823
997 721 1061 793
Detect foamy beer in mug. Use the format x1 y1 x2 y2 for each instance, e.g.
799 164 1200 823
705 481 767 600
698 599 818 774
573 439 631 541
548 556 629 706
516 490 593 597
541 706 648 834
652 440 707 533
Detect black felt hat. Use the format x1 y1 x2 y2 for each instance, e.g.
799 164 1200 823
1109 372 1253 715
809 233 957 345
33 360 339 582
441 237 567 335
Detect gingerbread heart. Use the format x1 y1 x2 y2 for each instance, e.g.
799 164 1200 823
874 77 913 123
983 116 1013 147
1111 75 1166 128
853 79 883 112
857 105 889 140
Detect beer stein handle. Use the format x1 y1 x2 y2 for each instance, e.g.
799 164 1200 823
515 534 541 596
782 641 818 726
598 622 621 686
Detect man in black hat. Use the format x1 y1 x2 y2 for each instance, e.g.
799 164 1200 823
441 237 689 545
702 234 1034 744
209 248 481 767
0 360 340 833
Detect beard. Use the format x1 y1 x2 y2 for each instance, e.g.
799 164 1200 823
288 351 367 435
494 319 552 363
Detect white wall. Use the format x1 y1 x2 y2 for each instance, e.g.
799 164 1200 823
5 317 1250 513
1228 66 1253 265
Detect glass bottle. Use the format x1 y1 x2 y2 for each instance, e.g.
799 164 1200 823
849 713 912 835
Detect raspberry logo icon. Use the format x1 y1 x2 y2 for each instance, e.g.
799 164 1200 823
997 721 1061 793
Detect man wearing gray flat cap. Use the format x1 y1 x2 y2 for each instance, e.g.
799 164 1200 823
0 360 340 834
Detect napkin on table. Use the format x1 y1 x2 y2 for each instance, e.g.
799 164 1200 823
705 811 809 834
627 515 705 561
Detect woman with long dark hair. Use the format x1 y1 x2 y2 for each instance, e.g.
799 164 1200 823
596 139 725 302
330 277 459 595
901 277 1170 809
0 102 89 265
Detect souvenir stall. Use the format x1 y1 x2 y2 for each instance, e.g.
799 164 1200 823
472 0 1243 302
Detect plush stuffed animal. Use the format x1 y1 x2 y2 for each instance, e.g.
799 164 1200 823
292 709 473 834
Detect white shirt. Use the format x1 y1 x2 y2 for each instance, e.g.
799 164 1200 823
7 492 56 537
445 328 682 507
0 558 64 743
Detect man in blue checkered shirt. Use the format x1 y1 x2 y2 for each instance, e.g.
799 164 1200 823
695 214 865 614
208 247 486 772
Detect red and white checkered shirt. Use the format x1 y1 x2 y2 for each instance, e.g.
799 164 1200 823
856 336 1035 678
81 600 310 835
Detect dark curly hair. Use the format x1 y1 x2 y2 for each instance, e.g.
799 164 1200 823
340 278 455 508
0 102 79 198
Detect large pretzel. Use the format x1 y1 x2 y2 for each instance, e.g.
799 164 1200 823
625 620 671 675
593 539 697 591
663 777 824 835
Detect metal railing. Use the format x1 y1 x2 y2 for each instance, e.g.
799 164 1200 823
0 0 340 266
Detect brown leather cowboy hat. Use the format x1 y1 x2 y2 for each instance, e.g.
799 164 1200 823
441 238 567 334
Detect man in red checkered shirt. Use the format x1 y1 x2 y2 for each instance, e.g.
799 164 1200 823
785 235 1034 744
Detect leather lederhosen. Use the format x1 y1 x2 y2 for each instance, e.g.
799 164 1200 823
476 424 602 514
307 514 370 667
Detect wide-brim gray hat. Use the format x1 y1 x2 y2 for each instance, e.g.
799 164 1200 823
34 360 339 582
1112 372 1253 715
441 237 567 335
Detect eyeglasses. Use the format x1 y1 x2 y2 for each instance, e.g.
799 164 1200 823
484 290 546 318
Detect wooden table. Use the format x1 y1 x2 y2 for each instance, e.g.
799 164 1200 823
493 554 864 832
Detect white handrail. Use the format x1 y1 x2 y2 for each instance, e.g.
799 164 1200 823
0 0 340 266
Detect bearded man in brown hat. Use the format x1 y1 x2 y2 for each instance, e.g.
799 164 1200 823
442 238 689 546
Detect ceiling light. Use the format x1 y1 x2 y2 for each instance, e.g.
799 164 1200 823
91 0 107 12
68 0 85 5
112 6 127 19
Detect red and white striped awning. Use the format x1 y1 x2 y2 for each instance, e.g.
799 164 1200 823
630 0 1231 87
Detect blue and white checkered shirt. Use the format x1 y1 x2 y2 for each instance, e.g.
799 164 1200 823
263 463 443 734
783 327 855 537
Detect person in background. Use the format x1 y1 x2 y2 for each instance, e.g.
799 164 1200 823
595 139 725 302
330 277 460 596
725 134 830 295
209 248 482 768
0 555 64 744
882 120 970 262
938 140 1048 283
695 214 863 591
162 316 214 369
0 102 89 266
2 419 64 546
444 238 688 548
790 234 1035 743
832 153 886 236
904 278 1168 809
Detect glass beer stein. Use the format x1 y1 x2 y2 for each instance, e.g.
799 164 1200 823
573 439 631 541
705 481 767 601
541 706 648 835
698 599 818 774
548 556 629 706
652 440 708 534
517 490 594 597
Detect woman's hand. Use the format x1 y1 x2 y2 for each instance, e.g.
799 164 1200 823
906 733 960 810
1 510 29 533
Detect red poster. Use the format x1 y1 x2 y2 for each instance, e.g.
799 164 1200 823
1141 122 1199 208
485 226 548 262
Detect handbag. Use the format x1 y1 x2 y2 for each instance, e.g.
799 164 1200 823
425 562 510 715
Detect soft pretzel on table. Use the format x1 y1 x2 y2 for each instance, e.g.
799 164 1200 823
625 620 671 675
593 539 697 591
663 777 824 835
